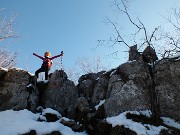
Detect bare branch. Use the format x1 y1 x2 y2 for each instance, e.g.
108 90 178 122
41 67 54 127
0 9 18 68
0 9 18 41
106 17 130 48
0 48 18 68
149 27 159 43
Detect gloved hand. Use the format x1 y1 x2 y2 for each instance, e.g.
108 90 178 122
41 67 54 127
61 51 64 56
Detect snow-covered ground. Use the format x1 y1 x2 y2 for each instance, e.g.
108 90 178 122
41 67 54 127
106 111 166 135
106 110 180 135
0 109 179 135
0 109 87 135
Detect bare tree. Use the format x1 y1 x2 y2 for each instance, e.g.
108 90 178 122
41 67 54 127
76 55 107 74
100 0 180 124
98 0 164 124
65 66 80 84
0 48 17 68
66 55 109 84
103 0 160 53
160 7 180 58
0 9 17 41
0 9 18 68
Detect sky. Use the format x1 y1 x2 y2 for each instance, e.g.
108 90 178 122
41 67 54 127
1 0 180 75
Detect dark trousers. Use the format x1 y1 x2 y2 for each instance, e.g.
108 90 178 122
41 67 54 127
35 66 50 80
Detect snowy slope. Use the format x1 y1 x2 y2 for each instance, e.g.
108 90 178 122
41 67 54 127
0 109 87 135
0 109 180 135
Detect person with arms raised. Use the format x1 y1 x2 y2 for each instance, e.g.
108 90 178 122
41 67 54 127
33 51 64 80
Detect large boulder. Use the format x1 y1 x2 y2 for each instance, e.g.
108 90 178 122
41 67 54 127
128 44 141 61
155 59 180 121
75 97 91 123
77 72 105 102
91 74 109 105
0 68 38 111
142 46 158 63
43 70 78 118
104 61 152 117
78 73 99 83
78 79 96 101
0 67 8 78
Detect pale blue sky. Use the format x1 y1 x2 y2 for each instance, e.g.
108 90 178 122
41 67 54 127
1 0 180 74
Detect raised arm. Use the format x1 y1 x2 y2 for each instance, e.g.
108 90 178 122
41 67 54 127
50 51 64 60
33 53 44 60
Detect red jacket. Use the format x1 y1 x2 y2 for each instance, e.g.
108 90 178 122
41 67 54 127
33 53 63 68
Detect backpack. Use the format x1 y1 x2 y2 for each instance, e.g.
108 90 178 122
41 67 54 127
43 58 53 68
48 59 53 68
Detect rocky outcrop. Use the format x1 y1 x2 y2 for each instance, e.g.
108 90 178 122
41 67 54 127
42 70 78 119
75 97 91 125
77 72 103 101
104 61 152 117
142 46 158 63
0 55 180 134
91 73 109 105
0 68 38 111
77 59 180 122
128 44 141 61
155 59 180 120
0 67 7 78
128 45 158 63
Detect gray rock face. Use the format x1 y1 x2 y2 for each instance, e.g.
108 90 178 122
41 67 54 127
0 67 8 78
106 74 124 98
91 74 109 105
75 97 91 122
0 68 38 111
104 61 152 117
78 79 96 100
43 70 78 118
155 59 180 120
142 46 158 63
128 45 141 61
104 80 151 117
0 55 180 125
77 72 105 102
76 97 90 112
78 73 99 83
